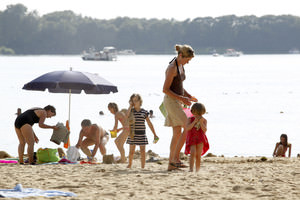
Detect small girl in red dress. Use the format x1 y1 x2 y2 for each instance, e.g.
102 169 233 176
185 102 209 172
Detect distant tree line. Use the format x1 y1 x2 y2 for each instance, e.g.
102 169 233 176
0 4 300 55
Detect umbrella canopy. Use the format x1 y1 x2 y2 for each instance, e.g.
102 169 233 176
22 70 118 126
23 70 118 94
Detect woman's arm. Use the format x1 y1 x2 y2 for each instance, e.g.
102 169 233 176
184 89 198 102
288 144 292 157
38 110 56 129
33 130 39 143
163 65 191 106
183 89 192 98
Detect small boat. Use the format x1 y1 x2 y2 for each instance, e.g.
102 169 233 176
81 47 117 61
289 48 300 54
118 49 136 55
223 49 242 57
211 49 220 57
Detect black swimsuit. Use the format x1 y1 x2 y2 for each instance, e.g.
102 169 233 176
14 109 40 129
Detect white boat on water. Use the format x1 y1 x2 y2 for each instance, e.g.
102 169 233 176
223 49 242 57
81 47 117 61
118 49 136 55
289 48 300 54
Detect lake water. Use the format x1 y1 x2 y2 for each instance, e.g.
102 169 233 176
0 54 300 158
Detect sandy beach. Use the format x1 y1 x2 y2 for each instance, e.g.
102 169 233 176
1 155 299 200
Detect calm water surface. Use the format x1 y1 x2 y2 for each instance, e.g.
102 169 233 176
0 54 300 158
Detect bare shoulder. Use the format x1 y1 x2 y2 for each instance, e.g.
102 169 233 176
166 61 177 75
35 109 46 117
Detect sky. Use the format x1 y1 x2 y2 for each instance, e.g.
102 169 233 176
1 0 300 21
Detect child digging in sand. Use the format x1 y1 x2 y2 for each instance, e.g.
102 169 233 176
108 102 130 163
185 103 209 172
126 94 159 169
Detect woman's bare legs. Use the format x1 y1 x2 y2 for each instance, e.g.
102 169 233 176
19 124 35 164
195 143 203 172
173 128 187 163
127 144 136 168
140 145 146 169
168 126 181 170
15 127 25 164
115 130 129 163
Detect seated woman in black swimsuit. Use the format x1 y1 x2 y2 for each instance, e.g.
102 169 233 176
14 105 58 164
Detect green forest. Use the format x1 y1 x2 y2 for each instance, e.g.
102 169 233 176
1 4 300 55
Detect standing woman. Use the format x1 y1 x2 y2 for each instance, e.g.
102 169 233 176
163 44 198 171
14 105 57 164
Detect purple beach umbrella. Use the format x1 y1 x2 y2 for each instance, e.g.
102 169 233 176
22 69 118 124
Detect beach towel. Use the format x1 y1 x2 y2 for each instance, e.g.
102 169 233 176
58 158 76 164
0 160 18 164
66 146 80 162
50 122 70 145
0 183 76 198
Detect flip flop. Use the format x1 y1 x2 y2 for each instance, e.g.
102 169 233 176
168 162 181 171
176 162 188 168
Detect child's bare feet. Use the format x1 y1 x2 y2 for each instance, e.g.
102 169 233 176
126 164 131 168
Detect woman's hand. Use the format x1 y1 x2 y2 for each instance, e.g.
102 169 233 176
181 96 192 106
34 135 39 144
190 96 198 102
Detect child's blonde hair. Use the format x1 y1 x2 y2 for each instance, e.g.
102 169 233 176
129 93 143 105
191 102 206 116
108 102 119 112
175 44 195 58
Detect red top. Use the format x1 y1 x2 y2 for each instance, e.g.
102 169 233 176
185 117 209 155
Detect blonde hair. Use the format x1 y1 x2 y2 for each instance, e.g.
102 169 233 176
129 93 143 105
108 102 119 112
175 44 195 58
191 103 206 116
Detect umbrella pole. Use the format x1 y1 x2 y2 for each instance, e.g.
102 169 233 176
68 67 73 125
68 89 71 124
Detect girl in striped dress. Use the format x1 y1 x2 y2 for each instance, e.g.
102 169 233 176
126 94 159 169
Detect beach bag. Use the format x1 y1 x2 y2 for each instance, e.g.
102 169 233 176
66 146 80 163
36 148 60 164
159 102 167 117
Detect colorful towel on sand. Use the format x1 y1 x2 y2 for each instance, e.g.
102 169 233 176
0 160 18 164
0 184 76 198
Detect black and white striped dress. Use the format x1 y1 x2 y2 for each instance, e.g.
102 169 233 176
126 108 149 145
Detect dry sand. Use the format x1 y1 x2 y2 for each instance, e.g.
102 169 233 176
0 156 300 200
